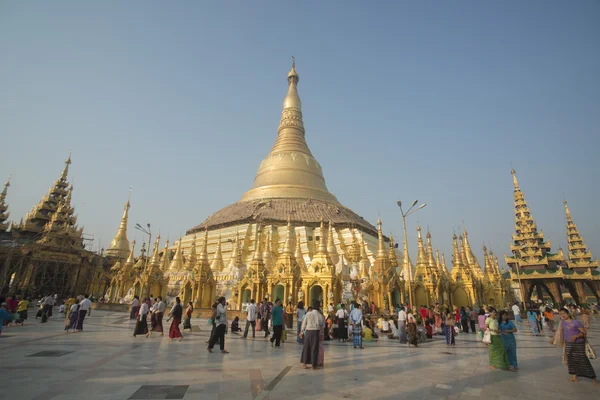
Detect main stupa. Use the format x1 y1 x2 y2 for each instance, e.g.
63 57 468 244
164 60 402 310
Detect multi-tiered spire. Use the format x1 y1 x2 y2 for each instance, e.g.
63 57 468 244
451 234 470 281
0 176 11 232
16 154 74 234
564 199 599 271
462 229 483 279
414 226 430 281
106 191 131 259
505 169 561 270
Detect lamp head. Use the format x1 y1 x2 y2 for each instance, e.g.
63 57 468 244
418 203 427 210
396 201 402 208
411 200 419 207
135 223 142 228
147 223 151 228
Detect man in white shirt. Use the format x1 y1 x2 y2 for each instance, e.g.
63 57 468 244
349 304 363 349
242 299 258 339
398 306 407 343
511 303 522 323
76 294 92 332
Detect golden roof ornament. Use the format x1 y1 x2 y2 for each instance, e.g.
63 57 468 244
161 240 170 271
295 236 307 272
282 217 295 255
563 198 599 269
199 231 209 263
210 234 224 272
252 225 263 262
239 58 338 204
389 233 399 269
106 190 131 259
327 221 339 264
125 240 136 267
185 235 197 271
376 217 387 260
148 235 161 266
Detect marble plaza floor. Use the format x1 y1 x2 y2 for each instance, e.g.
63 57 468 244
0 310 599 400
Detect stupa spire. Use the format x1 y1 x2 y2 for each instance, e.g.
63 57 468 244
0 175 11 232
169 238 184 271
185 235 197 271
327 222 339 264
295 236 307 272
106 190 131 259
283 217 295 255
252 225 263 262
148 235 161 266
376 217 387 259
317 219 328 255
388 233 399 269
240 59 338 204
125 240 136 267
414 226 429 279
426 231 437 275
210 234 224 272
199 231 209 263
505 169 559 270
61 152 72 181
161 240 170 271
563 199 599 270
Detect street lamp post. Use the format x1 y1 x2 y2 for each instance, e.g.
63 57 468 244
396 200 427 310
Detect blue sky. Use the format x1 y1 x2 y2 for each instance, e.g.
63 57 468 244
1 1 599 266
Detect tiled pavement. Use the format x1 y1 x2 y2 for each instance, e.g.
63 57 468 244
0 310 599 400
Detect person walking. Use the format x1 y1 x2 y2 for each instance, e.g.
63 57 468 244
130 296 140 320
398 306 407 343
15 297 30 325
499 310 518 371
478 308 487 341
260 298 271 338
76 294 92 332
149 296 165 337
167 297 184 341
296 301 306 344
512 302 522 324
551 308 597 384
183 302 193 331
0 303 11 337
207 297 229 353
66 300 80 332
527 308 540 336
350 303 364 350
242 299 258 339
335 304 349 342
300 300 325 369
133 298 150 337
270 299 284 348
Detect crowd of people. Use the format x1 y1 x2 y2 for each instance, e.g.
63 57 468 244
1 291 597 384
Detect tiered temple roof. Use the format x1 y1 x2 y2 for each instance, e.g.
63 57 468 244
564 199 599 271
504 169 564 270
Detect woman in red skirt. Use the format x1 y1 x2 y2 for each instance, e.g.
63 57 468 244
167 297 183 341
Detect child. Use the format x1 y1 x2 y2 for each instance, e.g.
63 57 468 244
425 320 433 339
231 316 241 334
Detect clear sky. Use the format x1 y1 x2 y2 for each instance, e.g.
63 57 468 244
1 1 599 267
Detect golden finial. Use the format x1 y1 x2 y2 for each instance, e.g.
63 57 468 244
60 151 72 181
252 224 263 261
288 56 299 80
511 168 519 189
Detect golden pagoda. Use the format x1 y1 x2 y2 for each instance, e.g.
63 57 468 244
105 193 131 259
162 59 396 311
